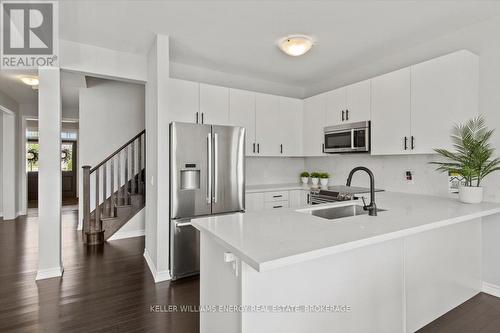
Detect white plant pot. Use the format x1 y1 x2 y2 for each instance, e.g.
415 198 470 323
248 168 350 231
301 177 309 185
311 177 319 185
320 178 329 187
459 186 483 204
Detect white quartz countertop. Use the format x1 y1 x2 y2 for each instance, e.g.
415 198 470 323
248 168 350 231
245 183 309 193
192 192 500 272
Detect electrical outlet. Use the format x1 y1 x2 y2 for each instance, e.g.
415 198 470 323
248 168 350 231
405 170 415 184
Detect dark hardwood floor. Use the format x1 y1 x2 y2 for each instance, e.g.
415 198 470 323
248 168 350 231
0 211 199 333
1 210 500 332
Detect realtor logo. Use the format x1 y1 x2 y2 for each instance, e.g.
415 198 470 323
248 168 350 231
1 1 58 69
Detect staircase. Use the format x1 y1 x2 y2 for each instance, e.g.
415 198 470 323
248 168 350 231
82 130 145 245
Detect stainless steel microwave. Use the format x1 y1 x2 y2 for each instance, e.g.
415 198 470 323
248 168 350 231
323 121 370 153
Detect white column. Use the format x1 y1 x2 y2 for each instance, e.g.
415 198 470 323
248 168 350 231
144 34 171 282
36 67 63 280
1 112 16 220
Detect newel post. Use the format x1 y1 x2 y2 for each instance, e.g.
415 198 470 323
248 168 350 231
83 165 104 245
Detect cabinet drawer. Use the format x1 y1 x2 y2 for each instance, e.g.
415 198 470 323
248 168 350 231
264 191 289 202
264 201 289 210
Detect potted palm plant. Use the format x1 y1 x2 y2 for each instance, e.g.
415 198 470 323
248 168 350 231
310 172 320 185
319 172 330 187
300 171 310 185
432 116 500 204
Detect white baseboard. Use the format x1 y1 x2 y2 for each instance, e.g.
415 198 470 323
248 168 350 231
482 281 500 298
36 266 64 280
143 248 171 283
108 229 145 241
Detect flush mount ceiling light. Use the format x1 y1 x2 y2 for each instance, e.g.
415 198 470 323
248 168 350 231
19 75 39 86
278 35 314 57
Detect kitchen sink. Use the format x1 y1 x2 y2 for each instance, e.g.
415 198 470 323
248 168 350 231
302 204 386 220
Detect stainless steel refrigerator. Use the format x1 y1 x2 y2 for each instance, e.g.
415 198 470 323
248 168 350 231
169 122 245 280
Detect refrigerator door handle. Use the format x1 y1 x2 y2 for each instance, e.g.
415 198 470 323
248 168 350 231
213 133 218 203
207 133 212 204
175 221 192 228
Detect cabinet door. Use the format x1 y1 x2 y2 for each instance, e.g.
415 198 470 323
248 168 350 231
371 68 411 155
345 80 371 123
229 88 256 156
325 88 346 126
303 93 327 156
279 97 303 156
255 93 281 156
167 79 199 123
289 190 308 208
200 83 229 125
411 51 477 154
246 192 264 211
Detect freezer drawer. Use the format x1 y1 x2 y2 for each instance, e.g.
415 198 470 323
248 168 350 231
170 219 200 280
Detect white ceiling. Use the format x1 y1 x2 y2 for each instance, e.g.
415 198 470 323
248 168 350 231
59 1 500 91
0 70 85 108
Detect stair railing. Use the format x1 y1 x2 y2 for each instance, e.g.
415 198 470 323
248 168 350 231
82 130 146 245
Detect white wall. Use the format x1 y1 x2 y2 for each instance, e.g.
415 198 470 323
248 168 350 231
144 34 171 282
78 77 145 231
171 61 303 98
246 157 305 186
305 155 450 196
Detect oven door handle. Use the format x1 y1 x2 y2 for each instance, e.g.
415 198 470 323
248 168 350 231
351 129 355 149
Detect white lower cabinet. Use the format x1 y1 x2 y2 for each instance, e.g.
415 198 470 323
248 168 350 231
246 189 308 212
245 192 264 211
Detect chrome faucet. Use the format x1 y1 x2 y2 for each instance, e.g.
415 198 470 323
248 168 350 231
346 166 377 216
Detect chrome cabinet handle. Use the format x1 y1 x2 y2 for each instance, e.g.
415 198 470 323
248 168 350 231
257 143 260 154
196 112 199 124
273 195 282 198
280 144 283 154
351 129 355 149
411 136 415 150
201 112 204 124
253 143 255 153
404 136 408 150
346 109 349 120
273 205 283 209
342 110 345 122
213 133 218 203
207 133 212 204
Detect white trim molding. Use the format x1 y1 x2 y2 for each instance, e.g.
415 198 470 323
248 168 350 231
108 229 145 241
36 266 64 280
143 248 171 283
482 282 500 298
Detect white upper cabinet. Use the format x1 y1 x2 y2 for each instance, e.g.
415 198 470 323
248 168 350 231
410 50 478 154
345 80 371 123
371 50 478 155
228 88 256 156
325 88 346 126
303 93 327 156
279 97 303 156
255 93 281 155
199 83 230 125
167 78 199 123
371 68 411 155
325 80 371 126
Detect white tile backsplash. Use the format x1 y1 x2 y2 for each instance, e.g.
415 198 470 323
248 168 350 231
246 157 305 185
304 154 452 197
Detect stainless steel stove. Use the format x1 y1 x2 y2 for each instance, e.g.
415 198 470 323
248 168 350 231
308 189 356 205
308 185 383 205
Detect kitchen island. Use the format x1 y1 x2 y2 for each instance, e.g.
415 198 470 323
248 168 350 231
192 192 500 333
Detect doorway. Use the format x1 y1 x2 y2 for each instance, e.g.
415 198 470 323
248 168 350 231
26 120 79 212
